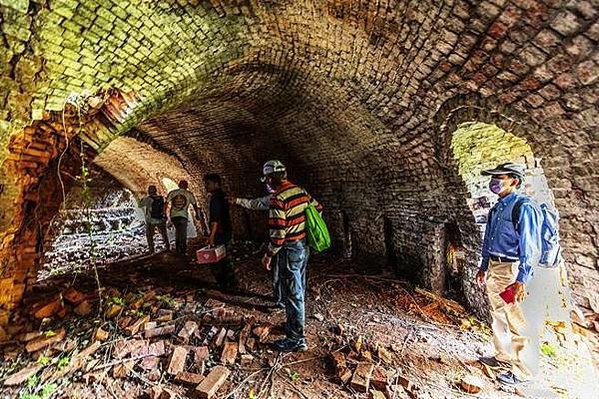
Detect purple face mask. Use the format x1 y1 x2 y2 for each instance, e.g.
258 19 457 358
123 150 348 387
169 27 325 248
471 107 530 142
489 178 504 194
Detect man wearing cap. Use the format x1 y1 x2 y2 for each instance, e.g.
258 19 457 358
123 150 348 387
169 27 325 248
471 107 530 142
475 163 542 385
166 180 205 257
261 160 323 352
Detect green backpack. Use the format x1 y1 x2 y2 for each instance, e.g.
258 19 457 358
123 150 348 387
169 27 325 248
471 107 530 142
305 203 331 252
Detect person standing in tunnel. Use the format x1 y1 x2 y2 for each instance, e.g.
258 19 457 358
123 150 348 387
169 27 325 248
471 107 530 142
261 160 323 352
475 163 542 385
139 185 170 254
166 180 203 257
229 190 286 309
204 173 237 292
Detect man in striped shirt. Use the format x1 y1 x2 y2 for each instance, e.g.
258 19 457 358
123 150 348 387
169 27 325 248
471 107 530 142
260 160 322 352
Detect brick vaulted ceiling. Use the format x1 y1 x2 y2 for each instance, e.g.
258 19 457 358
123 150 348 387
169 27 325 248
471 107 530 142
0 0 597 321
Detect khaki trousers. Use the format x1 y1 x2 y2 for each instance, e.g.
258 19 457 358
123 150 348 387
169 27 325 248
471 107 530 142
486 260 539 380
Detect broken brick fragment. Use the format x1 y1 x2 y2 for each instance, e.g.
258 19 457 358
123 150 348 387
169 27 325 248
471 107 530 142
220 341 238 365
351 362 374 393
125 316 149 336
112 359 135 379
140 356 160 370
177 320 198 342
167 346 189 375
33 297 64 319
252 325 271 342
25 328 66 353
131 340 166 358
214 327 227 347
195 365 230 399
105 304 123 319
175 371 204 385
94 327 109 342
371 365 390 391
145 324 176 338
62 287 87 305
240 354 254 366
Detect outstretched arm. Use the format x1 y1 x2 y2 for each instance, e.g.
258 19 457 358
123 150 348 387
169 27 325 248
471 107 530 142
234 195 272 211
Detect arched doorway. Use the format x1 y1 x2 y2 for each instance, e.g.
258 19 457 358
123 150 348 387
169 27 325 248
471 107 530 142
451 121 573 333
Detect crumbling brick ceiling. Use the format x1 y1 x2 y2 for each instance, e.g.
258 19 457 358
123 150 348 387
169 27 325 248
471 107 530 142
0 0 597 322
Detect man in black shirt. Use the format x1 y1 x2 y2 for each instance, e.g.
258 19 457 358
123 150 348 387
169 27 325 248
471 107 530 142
203 174 236 292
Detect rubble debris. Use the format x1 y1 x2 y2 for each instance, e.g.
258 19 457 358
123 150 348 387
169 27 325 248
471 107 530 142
330 351 352 384
105 303 123 319
377 346 392 363
125 316 149 336
94 326 109 342
459 375 484 394
140 356 160 370
314 312 325 321
353 335 364 353
167 346 189 375
195 365 230 399
220 341 238 365
351 362 374 392
252 324 271 342
397 375 414 392
156 309 174 322
246 337 256 352
214 327 227 347
194 346 210 363
147 368 162 382
131 340 166 358
74 300 92 316
26 328 66 352
178 320 199 342
371 365 390 391
33 297 64 319
113 359 135 379
145 321 157 330
113 338 146 358
145 324 176 338
62 287 87 305
238 320 253 354
16 331 43 342
240 354 254 366
175 371 204 385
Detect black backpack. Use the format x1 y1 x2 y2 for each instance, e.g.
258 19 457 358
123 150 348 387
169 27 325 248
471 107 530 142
150 196 165 219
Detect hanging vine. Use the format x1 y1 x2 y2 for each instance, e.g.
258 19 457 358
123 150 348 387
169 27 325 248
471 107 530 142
74 105 103 312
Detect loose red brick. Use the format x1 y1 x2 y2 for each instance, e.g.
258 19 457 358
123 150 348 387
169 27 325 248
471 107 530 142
167 346 189 375
195 365 230 399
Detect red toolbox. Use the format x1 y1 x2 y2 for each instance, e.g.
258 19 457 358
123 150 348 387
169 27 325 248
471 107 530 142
196 245 226 264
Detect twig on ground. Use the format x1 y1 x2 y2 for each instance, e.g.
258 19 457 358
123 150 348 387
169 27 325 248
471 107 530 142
276 370 310 399
220 367 268 399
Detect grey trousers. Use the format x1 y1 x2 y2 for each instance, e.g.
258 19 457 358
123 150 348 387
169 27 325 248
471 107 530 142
146 221 170 253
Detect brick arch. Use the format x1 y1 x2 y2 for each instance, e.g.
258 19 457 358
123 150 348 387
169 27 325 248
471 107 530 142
2 0 598 326
431 94 595 317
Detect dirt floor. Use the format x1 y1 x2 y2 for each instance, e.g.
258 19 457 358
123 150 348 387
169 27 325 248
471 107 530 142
1 241 597 399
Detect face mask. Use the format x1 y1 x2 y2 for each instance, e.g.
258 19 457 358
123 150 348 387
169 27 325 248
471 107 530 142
266 183 275 194
489 178 504 194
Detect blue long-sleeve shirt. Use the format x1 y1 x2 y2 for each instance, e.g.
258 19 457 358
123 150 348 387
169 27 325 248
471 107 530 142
479 192 542 284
